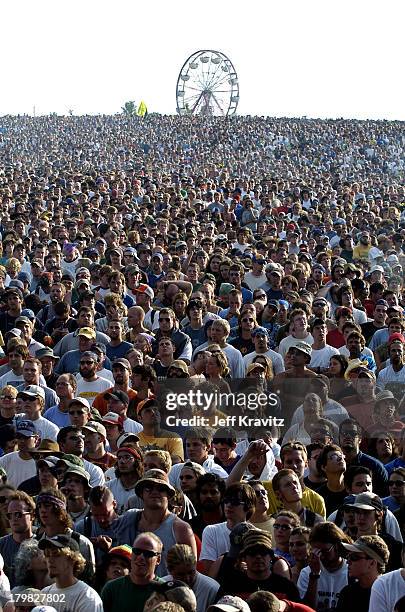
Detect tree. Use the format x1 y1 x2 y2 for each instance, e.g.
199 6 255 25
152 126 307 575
122 101 137 116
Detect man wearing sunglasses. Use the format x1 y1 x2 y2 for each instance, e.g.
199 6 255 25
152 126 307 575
75 351 112 406
101 532 164 612
0 490 35 587
232 529 299 601
200 482 256 575
338 535 389 612
116 469 196 574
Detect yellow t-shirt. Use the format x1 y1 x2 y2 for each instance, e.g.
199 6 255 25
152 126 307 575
352 244 371 260
137 430 184 461
262 480 326 518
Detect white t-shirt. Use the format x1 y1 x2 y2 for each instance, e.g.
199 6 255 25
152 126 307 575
106 477 137 515
298 561 348 611
377 364 405 389
278 333 314 360
243 271 267 291
243 349 285 375
123 417 143 434
310 345 339 368
76 376 112 406
29 415 59 441
339 345 374 358
41 579 103 612
83 459 105 488
0 452 36 488
369 569 405 612
169 460 228 490
200 521 231 562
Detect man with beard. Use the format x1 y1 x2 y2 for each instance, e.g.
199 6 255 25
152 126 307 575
92 358 137 416
106 445 144 513
339 419 388 497
189 473 226 539
105 320 133 361
39 534 102 611
75 351 111 406
57 425 105 487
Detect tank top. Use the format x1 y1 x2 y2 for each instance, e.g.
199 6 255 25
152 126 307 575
132 511 177 577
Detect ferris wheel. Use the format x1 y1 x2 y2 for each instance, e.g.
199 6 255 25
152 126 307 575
176 50 239 117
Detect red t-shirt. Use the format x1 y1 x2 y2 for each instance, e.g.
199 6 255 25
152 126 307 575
282 600 316 612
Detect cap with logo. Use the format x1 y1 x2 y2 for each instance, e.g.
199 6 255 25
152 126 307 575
102 412 125 426
133 284 154 300
16 420 37 437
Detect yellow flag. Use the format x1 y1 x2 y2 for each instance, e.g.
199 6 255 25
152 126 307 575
137 101 147 117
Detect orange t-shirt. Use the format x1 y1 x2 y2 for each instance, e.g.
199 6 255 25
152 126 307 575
92 387 138 416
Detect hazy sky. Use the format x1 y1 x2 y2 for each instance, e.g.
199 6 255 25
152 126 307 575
2 0 404 119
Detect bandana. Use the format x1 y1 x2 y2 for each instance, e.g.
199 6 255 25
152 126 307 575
36 493 66 510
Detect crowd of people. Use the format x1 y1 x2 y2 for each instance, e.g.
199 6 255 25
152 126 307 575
0 113 403 612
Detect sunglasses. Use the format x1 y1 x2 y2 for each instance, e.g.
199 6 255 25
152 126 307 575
347 554 368 562
80 361 95 366
242 318 254 322
159 318 171 323
6 511 31 520
132 548 160 559
389 480 405 486
273 523 292 531
0 396 15 400
223 498 244 507
143 485 168 494
245 546 271 556
254 489 268 498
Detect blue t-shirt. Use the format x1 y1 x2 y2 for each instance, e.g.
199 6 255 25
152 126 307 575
43 405 71 428
106 341 134 361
